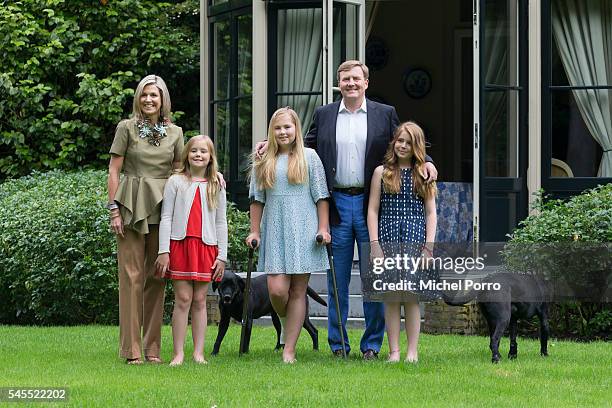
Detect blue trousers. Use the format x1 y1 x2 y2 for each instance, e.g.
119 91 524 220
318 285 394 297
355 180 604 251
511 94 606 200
327 192 385 354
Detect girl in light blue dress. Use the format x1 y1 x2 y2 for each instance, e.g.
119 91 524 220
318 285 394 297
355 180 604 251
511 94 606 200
247 107 330 363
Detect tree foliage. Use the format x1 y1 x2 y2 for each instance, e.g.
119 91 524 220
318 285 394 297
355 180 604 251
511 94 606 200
0 0 200 179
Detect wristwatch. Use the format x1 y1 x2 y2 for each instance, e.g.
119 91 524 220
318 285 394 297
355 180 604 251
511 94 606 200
106 201 119 210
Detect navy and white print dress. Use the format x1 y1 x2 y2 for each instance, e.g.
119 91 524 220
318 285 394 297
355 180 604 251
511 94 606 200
378 167 440 301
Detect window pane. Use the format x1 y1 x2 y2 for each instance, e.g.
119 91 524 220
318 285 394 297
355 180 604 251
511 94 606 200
484 90 519 177
551 33 570 86
213 102 231 178
213 20 231 100
238 14 253 97
277 8 323 94
484 0 519 87
277 94 323 132
551 90 608 178
334 3 359 72
238 98 253 179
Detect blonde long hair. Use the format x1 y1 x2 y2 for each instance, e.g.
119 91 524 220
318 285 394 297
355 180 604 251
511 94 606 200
253 107 307 189
131 74 172 122
382 121 436 199
177 135 220 209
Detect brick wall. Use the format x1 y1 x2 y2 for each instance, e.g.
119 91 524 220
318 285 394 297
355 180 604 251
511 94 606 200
422 300 487 335
207 294 221 324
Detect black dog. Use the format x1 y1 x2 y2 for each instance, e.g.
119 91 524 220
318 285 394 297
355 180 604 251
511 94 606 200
442 272 549 363
211 271 327 355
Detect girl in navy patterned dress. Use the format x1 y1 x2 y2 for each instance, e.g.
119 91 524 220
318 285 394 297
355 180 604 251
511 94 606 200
367 121 437 363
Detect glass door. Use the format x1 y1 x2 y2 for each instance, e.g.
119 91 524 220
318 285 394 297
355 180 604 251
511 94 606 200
323 0 364 103
476 0 528 241
209 5 252 207
269 0 364 128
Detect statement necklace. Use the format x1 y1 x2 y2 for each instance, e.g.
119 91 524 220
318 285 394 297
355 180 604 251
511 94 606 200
137 118 169 146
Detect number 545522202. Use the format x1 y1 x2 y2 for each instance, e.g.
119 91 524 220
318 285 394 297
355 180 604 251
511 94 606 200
2 388 68 402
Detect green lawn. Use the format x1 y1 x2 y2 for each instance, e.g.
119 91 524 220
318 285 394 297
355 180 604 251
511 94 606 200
0 325 610 407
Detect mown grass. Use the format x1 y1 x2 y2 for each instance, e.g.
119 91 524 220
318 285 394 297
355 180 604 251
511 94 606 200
0 325 610 407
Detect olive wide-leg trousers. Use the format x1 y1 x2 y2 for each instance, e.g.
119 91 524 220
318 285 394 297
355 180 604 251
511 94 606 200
117 225 165 360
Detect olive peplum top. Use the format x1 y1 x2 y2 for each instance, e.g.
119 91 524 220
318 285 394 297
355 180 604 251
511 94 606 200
109 118 184 235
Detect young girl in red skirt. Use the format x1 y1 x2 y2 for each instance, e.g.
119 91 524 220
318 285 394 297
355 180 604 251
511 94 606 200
155 135 227 366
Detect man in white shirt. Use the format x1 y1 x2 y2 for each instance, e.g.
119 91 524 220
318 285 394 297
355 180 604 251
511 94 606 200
305 60 437 359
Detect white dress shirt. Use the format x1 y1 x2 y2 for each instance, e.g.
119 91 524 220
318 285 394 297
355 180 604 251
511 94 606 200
335 99 367 187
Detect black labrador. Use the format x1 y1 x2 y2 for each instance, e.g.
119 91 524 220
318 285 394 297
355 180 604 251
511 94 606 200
442 272 550 363
211 271 327 355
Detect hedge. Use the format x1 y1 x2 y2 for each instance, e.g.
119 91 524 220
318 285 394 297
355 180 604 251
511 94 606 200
0 170 251 325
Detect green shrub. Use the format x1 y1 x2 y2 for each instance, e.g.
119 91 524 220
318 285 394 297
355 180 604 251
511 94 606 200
226 201 257 273
508 184 612 243
0 170 116 324
505 184 612 340
0 170 251 325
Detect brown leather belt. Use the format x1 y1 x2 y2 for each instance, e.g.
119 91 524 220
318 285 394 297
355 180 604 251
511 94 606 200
334 187 365 195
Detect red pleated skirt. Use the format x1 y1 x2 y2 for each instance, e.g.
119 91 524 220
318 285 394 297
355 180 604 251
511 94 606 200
165 238 219 282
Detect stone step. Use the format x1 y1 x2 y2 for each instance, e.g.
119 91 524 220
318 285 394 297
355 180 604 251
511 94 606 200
309 294 364 317
307 271 363 295
255 315 366 328
308 300 424 319
254 315 425 329
231 270 364 295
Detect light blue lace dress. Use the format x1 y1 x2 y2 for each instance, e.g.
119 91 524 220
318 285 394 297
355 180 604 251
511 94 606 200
249 148 330 274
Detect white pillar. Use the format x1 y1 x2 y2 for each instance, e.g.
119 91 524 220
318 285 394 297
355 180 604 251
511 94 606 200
252 0 268 146
527 0 542 214
200 0 209 135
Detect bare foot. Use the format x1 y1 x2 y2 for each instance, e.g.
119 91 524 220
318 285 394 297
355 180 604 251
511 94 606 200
282 351 296 364
126 358 143 365
193 354 208 364
169 354 184 366
387 350 400 363
405 354 418 364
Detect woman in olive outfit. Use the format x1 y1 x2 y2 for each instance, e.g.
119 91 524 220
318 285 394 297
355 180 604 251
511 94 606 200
108 75 184 364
